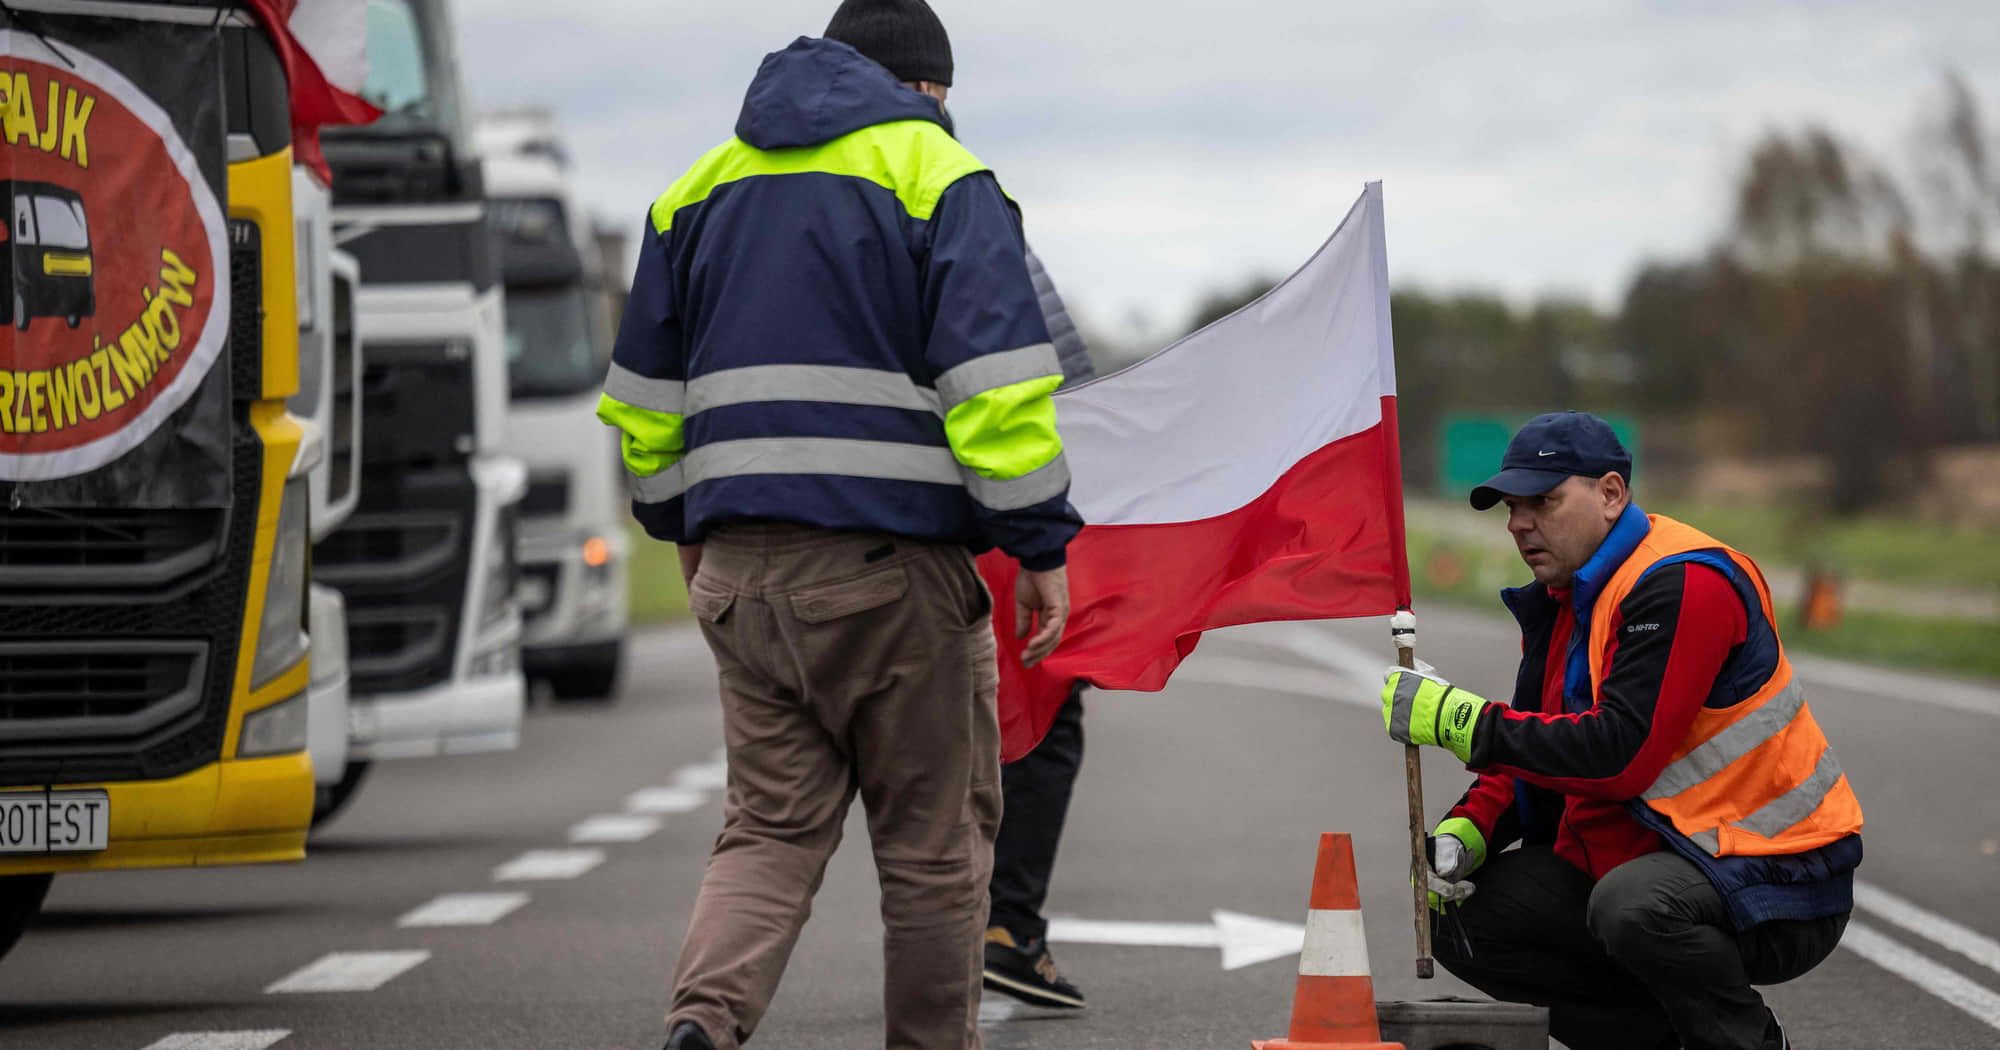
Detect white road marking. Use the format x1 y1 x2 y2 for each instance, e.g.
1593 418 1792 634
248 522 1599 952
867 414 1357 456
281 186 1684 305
142 1033 290 1050
1793 655 2000 720
1046 910 1306 971
397 892 530 928
570 813 662 843
265 951 430 994
1841 921 2000 1031
625 786 708 814
493 848 605 882
978 997 1022 1028
1171 656 1373 710
1854 880 2000 977
674 762 728 791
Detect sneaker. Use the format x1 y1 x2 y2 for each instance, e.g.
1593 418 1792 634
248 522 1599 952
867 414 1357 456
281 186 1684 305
663 1020 716 1050
982 926 1086 1010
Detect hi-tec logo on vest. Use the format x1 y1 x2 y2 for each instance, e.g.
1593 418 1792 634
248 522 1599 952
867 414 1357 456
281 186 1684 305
0 32 229 482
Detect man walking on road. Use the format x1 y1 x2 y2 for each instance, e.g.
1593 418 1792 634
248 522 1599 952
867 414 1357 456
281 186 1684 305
598 3 1082 1047
1380 412 1863 1050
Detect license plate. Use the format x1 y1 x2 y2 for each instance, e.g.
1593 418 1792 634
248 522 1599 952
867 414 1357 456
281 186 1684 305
0 790 110 854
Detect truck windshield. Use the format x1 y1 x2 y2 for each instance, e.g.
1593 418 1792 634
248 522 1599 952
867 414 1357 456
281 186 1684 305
360 0 430 119
350 0 469 145
34 196 87 250
505 285 606 400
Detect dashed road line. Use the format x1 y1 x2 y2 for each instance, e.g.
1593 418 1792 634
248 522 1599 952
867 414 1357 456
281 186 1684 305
1841 922 2000 1031
494 848 607 881
141 1033 291 1050
265 951 430 994
397 892 531 928
570 813 663 843
626 786 708 814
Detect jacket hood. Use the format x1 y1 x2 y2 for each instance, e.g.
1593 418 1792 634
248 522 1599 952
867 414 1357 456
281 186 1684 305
736 37 952 150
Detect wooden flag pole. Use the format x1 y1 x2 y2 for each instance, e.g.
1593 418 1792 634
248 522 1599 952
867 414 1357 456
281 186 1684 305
1391 609 1435 979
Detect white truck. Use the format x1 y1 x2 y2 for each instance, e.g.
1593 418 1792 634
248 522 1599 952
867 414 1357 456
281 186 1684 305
311 0 525 819
290 170 361 814
477 110 629 701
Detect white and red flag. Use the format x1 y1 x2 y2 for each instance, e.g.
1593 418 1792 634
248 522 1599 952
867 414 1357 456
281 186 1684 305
246 0 382 180
981 183 1412 761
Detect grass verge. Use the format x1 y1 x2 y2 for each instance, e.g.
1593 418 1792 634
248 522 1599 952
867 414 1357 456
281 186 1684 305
627 529 692 625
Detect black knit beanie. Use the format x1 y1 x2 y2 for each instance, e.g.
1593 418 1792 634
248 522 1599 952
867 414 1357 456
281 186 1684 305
825 0 954 87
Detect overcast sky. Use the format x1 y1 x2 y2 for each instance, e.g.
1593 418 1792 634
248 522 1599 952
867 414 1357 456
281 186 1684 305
456 1 2000 342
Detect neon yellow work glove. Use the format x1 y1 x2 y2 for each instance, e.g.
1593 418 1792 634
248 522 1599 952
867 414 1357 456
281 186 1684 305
1381 667 1491 764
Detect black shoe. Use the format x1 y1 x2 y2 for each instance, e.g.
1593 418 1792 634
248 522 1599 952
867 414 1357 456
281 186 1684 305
982 926 1086 1009
664 1020 716 1050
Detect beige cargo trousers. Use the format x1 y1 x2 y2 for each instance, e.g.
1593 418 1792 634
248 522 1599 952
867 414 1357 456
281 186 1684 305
668 524 1004 1050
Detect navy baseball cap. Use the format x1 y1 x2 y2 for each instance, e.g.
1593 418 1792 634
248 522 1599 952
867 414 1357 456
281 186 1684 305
1470 411 1633 510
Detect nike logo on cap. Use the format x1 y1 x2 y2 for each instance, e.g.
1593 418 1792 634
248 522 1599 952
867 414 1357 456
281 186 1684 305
1537 450 1558 457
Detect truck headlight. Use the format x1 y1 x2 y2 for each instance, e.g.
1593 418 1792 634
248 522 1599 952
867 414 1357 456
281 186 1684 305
239 691 309 758
480 507 519 628
252 476 311 688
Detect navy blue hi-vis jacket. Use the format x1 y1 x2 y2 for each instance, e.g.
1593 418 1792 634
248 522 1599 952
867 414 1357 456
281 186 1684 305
598 37 1083 570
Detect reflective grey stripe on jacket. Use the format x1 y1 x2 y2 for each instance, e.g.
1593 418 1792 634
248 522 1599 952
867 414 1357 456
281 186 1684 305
1640 676 1851 856
1026 247 1095 387
624 342 1065 507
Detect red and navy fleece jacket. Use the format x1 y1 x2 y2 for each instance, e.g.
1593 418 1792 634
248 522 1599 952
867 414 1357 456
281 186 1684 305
1446 532 1748 880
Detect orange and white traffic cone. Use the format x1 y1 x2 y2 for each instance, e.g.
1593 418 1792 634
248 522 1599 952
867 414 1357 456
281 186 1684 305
1253 834 1404 1050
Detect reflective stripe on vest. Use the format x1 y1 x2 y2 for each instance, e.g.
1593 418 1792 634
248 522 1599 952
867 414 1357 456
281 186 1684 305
1590 515 1863 859
1642 679 1807 801
1686 746 1849 854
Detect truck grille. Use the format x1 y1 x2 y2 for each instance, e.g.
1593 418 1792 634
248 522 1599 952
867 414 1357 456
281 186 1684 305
0 643 208 746
520 475 569 517
314 465 475 697
0 434 259 787
0 508 223 592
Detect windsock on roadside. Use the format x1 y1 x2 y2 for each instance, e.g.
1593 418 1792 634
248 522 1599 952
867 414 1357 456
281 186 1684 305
1252 834 1404 1050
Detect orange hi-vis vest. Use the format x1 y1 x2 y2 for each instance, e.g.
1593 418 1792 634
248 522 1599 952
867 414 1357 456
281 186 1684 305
1587 515 1864 859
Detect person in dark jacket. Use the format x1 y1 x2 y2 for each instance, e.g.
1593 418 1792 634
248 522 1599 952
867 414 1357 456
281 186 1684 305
981 248 1094 1010
1380 412 1862 1050
603 3 1083 1048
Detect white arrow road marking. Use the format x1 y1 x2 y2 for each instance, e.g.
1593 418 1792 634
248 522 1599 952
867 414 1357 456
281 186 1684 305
1841 922 2000 1031
625 786 708 814
1046 910 1307 971
570 814 662 843
265 951 430 994
142 1033 290 1050
494 848 605 882
397 892 530 928
978 998 1022 1028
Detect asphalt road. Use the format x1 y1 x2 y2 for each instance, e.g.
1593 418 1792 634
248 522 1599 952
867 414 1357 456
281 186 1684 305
3 604 1998 1050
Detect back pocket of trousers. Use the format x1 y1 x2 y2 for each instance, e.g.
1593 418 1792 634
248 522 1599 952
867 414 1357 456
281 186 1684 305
788 566 909 624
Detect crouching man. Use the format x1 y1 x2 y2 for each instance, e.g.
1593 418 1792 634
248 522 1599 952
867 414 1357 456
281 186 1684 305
1381 412 1863 1050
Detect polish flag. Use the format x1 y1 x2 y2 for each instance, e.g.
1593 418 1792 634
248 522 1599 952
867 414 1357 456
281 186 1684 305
246 0 383 182
982 183 1411 762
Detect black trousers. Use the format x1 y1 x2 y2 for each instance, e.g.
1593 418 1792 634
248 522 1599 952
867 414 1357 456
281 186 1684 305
1434 846 1848 1050
987 688 1085 943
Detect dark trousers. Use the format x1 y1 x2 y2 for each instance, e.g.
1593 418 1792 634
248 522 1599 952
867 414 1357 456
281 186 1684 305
1434 846 1848 1050
987 688 1085 943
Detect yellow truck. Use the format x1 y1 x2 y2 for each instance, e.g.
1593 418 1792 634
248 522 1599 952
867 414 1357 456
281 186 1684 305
0 1 334 959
